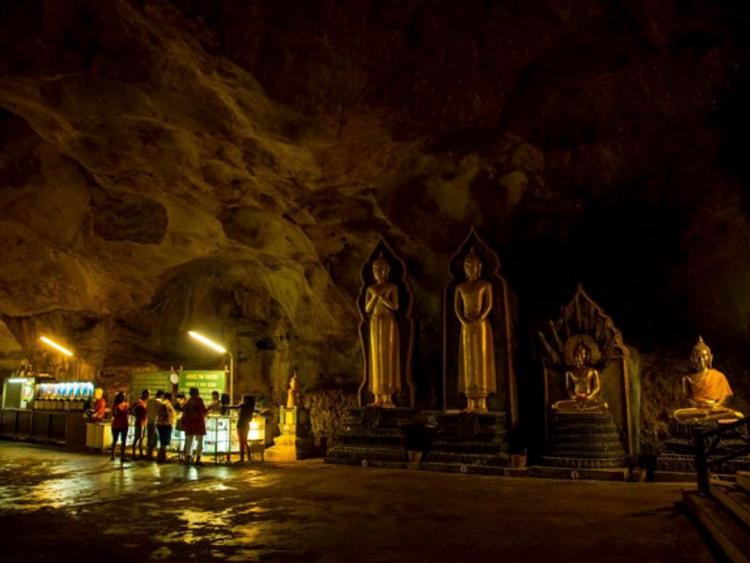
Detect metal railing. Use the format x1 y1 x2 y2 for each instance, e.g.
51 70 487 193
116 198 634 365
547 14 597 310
694 416 750 493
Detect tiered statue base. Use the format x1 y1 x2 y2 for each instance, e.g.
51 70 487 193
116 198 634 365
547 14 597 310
655 421 750 482
419 411 510 475
325 407 415 467
325 407 512 474
533 410 628 480
265 406 315 462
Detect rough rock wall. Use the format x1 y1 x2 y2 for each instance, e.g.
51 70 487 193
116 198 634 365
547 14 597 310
304 390 358 447
1 1 749 448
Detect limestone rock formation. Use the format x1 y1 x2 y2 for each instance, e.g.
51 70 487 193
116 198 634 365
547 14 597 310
1 1 749 449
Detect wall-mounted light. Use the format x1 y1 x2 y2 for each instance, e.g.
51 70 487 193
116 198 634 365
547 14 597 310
188 331 227 354
187 330 234 403
39 336 74 357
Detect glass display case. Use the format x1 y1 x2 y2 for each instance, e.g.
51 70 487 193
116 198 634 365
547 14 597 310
2 377 36 410
33 381 94 411
171 412 268 460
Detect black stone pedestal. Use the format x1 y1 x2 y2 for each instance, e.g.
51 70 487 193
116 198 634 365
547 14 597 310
533 411 629 480
655 421 750 482
325 407 415 468
420 411 510 474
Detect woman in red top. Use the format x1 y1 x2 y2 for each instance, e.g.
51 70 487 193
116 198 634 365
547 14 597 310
182 387 207 466
90 388 107 422
110 391 130 463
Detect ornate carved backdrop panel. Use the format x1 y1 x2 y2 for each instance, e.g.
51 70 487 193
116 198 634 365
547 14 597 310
357 238 416 408
538 285 641 458
442 228 517 426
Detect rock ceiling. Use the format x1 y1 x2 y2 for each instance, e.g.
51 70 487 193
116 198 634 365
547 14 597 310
0 1 749 403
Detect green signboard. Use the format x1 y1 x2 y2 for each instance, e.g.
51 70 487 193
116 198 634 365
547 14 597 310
129 370 226 398
130 371 171 395
179 370 226 397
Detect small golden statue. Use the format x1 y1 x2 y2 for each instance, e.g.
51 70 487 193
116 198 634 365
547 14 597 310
286 372 302 408
673 337 743 424
552 337 608 413
365 253 400 407
455 248 497 413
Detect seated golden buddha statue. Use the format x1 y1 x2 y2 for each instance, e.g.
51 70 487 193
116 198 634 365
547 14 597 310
673 336 744 424
552 337 608 414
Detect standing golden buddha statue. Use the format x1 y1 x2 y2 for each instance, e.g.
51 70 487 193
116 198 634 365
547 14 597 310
673 337 743 424
552 337 608 413
286 372 302 408
365 253 400 407
455 249 497 413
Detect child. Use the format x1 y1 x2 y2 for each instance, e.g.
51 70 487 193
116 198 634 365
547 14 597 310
236 394 256 464
110 392 130 463
132 389 149 459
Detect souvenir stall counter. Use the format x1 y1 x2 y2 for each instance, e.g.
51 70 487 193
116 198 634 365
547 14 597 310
171 412 270 462
1 378 94 451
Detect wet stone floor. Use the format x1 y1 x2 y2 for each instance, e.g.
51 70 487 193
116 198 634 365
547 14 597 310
0 442 716 562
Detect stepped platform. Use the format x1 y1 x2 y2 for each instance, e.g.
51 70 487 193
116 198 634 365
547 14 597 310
683 479 750 562
532 410 629 481
656 421 750 482
419 410 509 474
325 407 415 468
325 407 512 473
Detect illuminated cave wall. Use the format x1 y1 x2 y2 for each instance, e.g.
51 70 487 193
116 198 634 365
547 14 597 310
1 0 749 449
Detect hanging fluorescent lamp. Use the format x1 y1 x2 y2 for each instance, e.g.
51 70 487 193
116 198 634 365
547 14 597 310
39 336 74 357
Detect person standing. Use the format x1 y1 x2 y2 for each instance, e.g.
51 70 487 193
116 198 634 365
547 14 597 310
206 390 222 414
110 392 130 463
182 387 207 466
89 388 107 422
145 389 164 460
235 394 256 464
156 392 176 463
132 389 149 459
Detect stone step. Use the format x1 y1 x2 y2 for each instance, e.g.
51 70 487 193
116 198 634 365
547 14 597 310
539 455 626 469
423 451 509 466
710 482 750 529
551 437 624 448
547 451 626 460
683 490 750 563
738 472 750 494
418 461 507 475
528 465 629 481
326 445 407 464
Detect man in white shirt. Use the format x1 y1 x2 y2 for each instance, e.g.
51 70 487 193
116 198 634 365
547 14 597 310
145 389 164 460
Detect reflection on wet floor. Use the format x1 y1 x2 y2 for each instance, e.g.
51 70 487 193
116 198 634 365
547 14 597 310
0 442 716 563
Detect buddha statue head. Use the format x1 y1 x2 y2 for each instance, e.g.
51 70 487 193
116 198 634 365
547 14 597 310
463 247 482 280
372 252 390 283
572 337 591 369
690 336 713 371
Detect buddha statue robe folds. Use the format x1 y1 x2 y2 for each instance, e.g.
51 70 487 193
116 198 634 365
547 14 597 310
673 337 743 424
365 254 400 407
455 249 497 413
